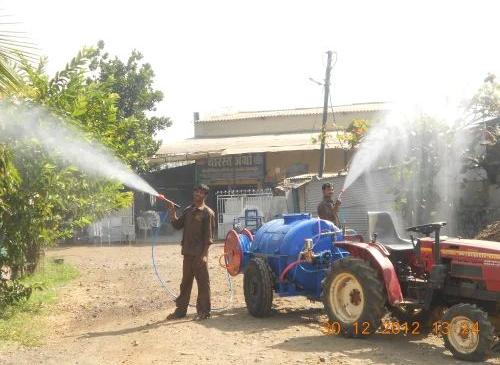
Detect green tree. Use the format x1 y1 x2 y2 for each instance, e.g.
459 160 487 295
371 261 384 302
464 74 500 185
337 119 370 168
0 42 169 275
0 20 33 273
0 145 20 270
392 75 500 235
337 119 370 150
89 41 171 171
0 34 23 93
467 73 500 121
0 15 39 94
391 116 445 226
1 49 134 274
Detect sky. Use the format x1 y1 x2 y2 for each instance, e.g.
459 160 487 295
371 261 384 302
3 0 500 143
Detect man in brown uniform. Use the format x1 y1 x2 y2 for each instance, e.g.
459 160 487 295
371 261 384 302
165 184 215 321
317 182 341 227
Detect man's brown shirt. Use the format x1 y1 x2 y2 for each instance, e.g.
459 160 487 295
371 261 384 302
317 198 341 227
171 204 215 256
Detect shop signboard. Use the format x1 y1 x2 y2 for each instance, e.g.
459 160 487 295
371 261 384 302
197 153 265 184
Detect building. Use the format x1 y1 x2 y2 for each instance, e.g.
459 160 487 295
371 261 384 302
142 102 390 239
151 102 390 192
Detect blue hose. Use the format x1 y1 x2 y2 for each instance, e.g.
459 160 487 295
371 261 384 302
150 216 233 312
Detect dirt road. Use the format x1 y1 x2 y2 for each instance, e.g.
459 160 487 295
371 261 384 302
0 244 498 365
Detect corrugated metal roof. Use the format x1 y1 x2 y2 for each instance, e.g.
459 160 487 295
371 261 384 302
152 131 346 163
276 173 338 190
287 172 337 181
198 102 390 123
467 116 500 129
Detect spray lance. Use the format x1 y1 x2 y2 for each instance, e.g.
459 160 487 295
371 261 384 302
337 189 346 235
155 193 181 208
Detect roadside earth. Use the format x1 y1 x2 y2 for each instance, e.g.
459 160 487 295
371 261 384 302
0 244 498 365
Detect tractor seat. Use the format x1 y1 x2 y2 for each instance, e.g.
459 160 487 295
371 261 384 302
368 212 414 252
381 237 414 252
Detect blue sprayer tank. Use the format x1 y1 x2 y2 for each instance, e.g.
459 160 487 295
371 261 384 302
223 213 350 299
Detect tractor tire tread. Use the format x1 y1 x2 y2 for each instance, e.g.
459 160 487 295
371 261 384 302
322 257 386 338
244 257 273 318
442 303 495 362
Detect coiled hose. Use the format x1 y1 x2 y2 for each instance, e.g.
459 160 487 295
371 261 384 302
151 217 233 312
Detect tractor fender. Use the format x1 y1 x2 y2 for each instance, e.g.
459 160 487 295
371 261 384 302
336 241 403 305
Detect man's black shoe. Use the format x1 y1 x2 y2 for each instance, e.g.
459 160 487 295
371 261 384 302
194 313 210 321
166 310 186 320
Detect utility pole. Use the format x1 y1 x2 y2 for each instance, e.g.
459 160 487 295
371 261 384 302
319 50 333 178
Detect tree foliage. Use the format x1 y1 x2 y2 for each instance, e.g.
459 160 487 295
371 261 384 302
467 73 500 121
0 13 40 93
0 277 38 311
0 32 25 93
0 43 168 276
337 119 370 150
391 116 447 225
464 74 500 185
392 75 500 234
89 41 171 171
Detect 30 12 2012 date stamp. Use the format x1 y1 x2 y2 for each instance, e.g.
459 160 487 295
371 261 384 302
320 320 480 336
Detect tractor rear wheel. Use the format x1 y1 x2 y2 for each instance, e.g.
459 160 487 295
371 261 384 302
244 257 273 317
442 303 495 362
323 257 385 337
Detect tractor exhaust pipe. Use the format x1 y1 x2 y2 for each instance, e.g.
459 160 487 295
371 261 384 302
434 225 442 264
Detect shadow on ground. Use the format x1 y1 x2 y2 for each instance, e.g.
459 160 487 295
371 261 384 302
78 317 191 339
271 333 500 364
78 305 324 339
200 305 326 333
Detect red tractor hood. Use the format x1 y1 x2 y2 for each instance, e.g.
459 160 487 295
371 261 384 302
420 237 500 255
419 237 500 292
441 238 500 253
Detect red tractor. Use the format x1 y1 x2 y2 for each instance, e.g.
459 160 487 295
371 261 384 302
322 212 500 362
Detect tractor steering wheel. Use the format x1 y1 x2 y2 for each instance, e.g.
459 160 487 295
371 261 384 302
406 222 447 236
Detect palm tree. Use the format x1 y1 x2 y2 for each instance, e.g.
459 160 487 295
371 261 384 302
0 15 37 94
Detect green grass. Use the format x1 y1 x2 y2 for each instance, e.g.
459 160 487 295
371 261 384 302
0 259 79 346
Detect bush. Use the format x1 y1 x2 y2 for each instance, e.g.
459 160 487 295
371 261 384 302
0 259 77 345
0 279 39 312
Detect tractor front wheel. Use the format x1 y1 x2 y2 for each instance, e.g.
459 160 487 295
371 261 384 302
442 303 495 362
323 257 385 337
243 257 273 317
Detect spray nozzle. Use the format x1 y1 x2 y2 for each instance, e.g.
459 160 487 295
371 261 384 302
337 189 345 201
156 194 181 208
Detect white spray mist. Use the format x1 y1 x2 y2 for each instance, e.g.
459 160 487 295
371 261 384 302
343 99 471 235
0 101 159 197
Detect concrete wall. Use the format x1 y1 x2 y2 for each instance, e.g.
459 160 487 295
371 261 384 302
195 110 386 138
265 149 354 184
